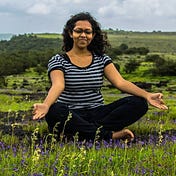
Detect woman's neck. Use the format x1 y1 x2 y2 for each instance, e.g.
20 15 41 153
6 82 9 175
68 48 91 57
66 48 93 67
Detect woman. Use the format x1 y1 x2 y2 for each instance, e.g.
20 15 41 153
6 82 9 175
33 12 168 141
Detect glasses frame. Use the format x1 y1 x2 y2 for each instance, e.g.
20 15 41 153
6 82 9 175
72 28 93 35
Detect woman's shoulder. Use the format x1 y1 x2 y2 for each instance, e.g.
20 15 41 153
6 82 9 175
50 53 65 59
48 53 69 73
93 53 112 61
49 53 68 63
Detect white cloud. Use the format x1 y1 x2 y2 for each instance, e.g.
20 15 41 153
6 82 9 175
98 0 126 16
0 0 176 33
96 0 176 31
27 3 51 15
72 0 84 3
98 0 176 19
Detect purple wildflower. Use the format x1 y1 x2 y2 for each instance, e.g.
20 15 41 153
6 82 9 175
109 157 113 162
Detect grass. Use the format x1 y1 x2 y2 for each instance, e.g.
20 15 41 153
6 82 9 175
108 33 176 53
0 94 36 112
0 39 176 175
34 33 62 39
0 128 175 176
0 88 175 175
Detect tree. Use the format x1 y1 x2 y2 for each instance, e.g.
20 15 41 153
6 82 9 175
0 34 62 76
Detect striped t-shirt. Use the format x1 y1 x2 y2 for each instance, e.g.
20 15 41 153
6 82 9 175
48 53 112 109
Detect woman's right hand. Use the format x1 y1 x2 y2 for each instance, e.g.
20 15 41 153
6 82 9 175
32 103 49 120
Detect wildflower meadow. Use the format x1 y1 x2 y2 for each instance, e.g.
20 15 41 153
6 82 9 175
0 93 175 176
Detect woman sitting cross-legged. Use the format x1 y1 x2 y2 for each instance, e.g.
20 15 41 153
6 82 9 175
32 12 168 142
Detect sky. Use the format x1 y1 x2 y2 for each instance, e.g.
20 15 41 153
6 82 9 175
0 0 176 34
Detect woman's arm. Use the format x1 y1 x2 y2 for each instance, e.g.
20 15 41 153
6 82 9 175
104 63 168 110
43 70 65 107
33 70 65 120
104 63 148 97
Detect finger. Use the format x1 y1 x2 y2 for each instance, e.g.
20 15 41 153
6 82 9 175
161 105 168 110
32 104 39 114
32 112 41 120
33 103 37 109
159 99 168 109
32 114 39 120
159 99 165 104
151 101 163 109
156 104 168 110
158 93 163 99
32 113 45 120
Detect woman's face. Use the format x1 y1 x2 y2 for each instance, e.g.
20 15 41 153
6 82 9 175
70 20 95 50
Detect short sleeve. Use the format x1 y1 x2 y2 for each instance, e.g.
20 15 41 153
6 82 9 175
102 54 112 67
47 54 65 76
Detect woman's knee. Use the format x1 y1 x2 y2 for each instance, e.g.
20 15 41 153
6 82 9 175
130 96 148 114
45 102 69 129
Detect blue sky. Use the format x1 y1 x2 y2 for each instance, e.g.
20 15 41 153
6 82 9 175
1 0 176 34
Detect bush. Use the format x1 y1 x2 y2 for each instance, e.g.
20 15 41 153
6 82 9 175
107 48 122 59
145 54 162 62
0 76 7 88
151 58 176 76
125 47 149 55
124 59 140 73
119 43 128 51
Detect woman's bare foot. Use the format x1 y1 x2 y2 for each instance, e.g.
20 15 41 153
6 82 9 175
112 129 134 142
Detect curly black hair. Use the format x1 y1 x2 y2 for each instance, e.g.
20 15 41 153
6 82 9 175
62 12 111 56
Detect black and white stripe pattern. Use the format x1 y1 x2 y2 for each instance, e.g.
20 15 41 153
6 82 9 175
48 53 112 109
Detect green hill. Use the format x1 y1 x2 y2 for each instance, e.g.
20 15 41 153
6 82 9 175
36 31 176 54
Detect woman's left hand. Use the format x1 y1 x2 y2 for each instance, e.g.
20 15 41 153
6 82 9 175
146 93 168 110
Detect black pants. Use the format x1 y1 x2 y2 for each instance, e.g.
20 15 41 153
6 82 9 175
45 96 148 141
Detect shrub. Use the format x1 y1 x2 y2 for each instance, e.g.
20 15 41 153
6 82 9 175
145 54 162 62
151 59 176 76
124 59 140 73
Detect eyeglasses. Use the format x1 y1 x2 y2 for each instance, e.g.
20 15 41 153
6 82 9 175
72 29 93 35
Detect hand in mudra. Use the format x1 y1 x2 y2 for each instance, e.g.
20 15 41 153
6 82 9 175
146 93 168 110
32 103 49 120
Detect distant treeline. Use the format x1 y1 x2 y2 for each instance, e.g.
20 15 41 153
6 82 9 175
106 28 176 35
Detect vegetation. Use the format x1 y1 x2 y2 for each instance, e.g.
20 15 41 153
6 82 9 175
107 31 176 54
0 31 175 175
0 34 62 76
0 131 175 176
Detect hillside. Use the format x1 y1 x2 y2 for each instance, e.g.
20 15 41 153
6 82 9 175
35 31 176 54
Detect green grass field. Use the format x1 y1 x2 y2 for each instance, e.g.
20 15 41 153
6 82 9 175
108 33 176 53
